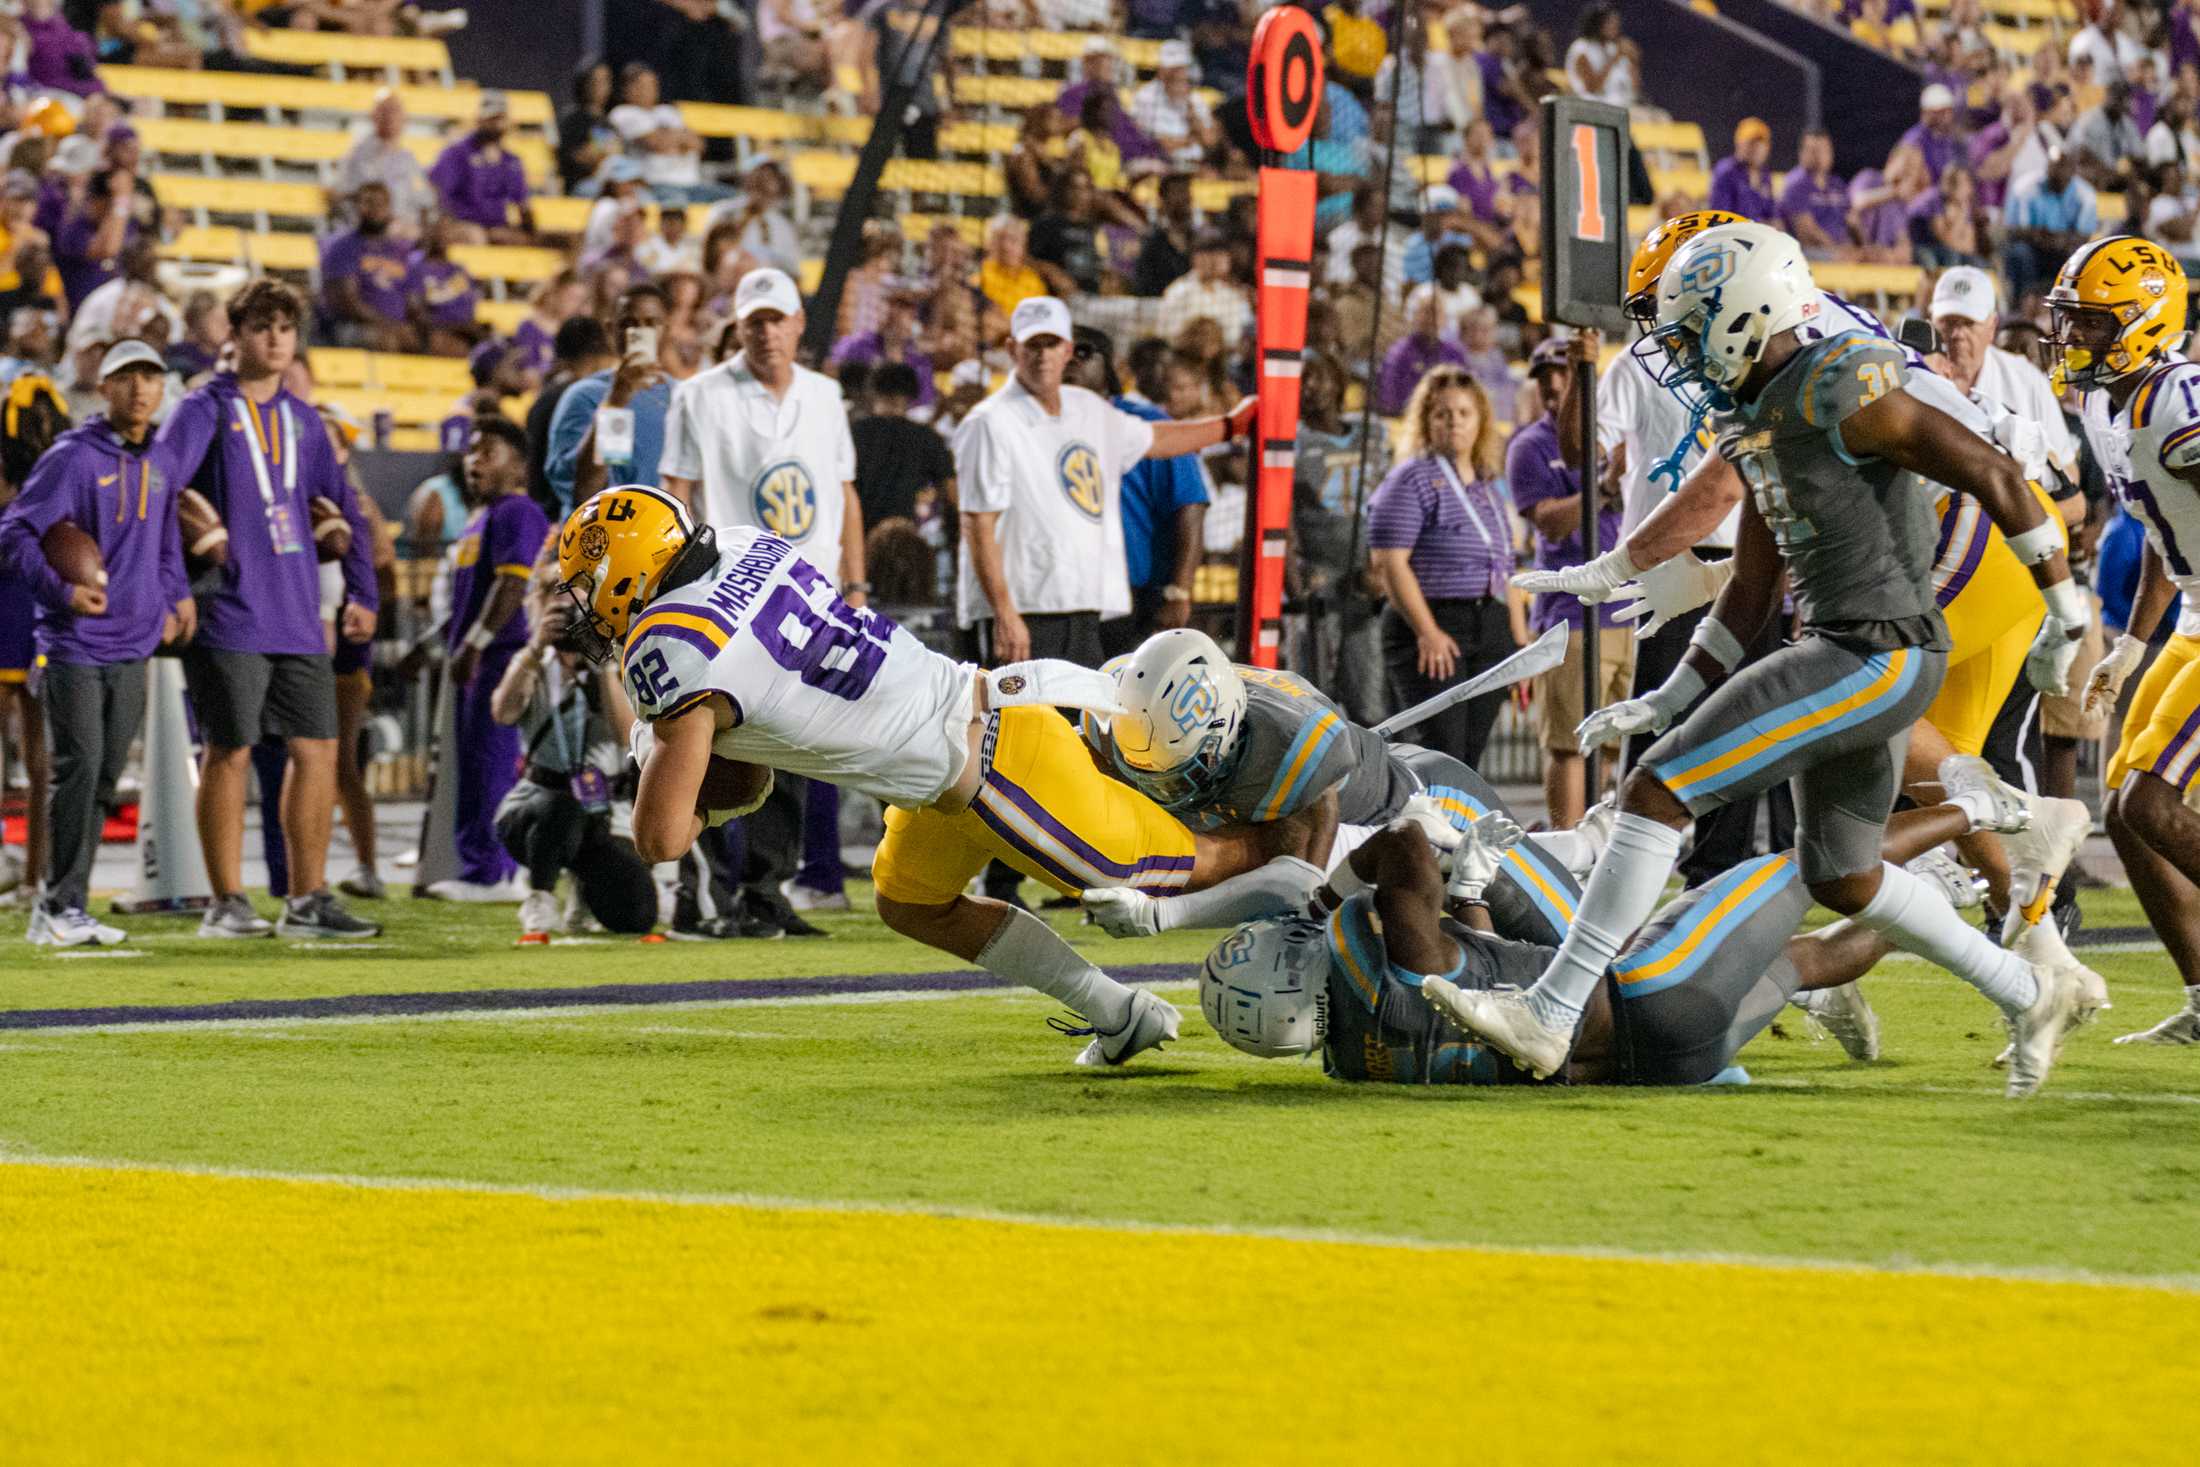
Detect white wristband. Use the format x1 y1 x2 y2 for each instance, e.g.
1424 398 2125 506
1649 659 1709 720
2041 577 2087 628
464 624 497 651
1325 856 1376 905
2006 520 2064 567
1688 615 1746 674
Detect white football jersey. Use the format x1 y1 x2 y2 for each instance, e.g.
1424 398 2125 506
621 528 977 807
2103 359 2200 636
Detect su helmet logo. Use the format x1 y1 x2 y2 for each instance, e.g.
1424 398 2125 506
1057 441 1104 520
1676 246 1738 296
753 459 818 540
1168 672 1218 734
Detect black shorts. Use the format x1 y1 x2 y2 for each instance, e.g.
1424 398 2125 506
181 646 338 747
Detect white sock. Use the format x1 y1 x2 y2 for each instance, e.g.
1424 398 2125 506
1853 862 2038 1016
1526 813 1685 1030
1529 828 1598 881
1152 857 1326 932
977 905 1132 1031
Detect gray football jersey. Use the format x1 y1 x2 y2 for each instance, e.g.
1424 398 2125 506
1712 332 1950 651
1183 666 1408 831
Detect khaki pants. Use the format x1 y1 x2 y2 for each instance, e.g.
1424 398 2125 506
1536 623 1637 752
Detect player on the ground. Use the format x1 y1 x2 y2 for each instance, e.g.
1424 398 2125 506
552 484 1306 1065
1435 222 2098 1097
1201 787 2083 1087
2052 237 2200 1045
1075 628 1590 948
1519 213 2093 940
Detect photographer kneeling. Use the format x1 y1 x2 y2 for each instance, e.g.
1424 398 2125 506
489 581 656 939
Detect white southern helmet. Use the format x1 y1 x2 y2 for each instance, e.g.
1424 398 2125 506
1108 629 1248 810
1078 652 1133 750
1200 917 1331 1059
1641 221 1819 406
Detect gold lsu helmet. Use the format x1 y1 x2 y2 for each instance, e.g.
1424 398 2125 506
2046 235 2189 391
554 484 715 662
1626 210 1745 320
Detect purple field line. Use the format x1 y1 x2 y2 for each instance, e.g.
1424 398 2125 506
0 964 1198 1031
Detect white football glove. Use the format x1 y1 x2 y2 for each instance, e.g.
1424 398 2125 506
1396 792 1467 852
2024 615 2086 695
1576 696 1669 753
1609 551 1734 640
1082 885 1162 938
1511 544 1643 605
2086 633 2146 716
1445 812 1524 904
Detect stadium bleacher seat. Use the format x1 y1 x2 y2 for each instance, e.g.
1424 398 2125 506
529 197 711 239
477 299 532 335
678 104 869 147
1632 120 1709 174
99 66 554 131
449 243 566 296
309 348 371 387
156 173 328 230
245 232 320 274
134 116 553 188
1814 262 1925 312
240 30 456 83
158 224 247 264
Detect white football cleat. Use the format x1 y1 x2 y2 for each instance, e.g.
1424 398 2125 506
2112 1005 2200 1046
1999 794 2093 943
1421 979 1573 1080
2004 957 2085 1098
1938 754 2032 834
1070 988 1182 1066
518 890 559 940
1795 981 1881 1062
2012 919 2109 1031
1906 849 1985 911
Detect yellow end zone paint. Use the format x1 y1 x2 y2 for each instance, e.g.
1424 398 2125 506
3 1163 2196 1465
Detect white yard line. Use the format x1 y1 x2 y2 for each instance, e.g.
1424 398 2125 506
3 1148 2193 1296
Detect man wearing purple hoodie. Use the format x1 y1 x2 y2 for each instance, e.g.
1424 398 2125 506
0 342 189 945
155 281 381 939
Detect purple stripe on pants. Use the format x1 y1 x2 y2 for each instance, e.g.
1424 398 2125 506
452 647 520 884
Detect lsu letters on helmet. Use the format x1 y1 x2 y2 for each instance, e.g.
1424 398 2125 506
1107 628 1249 810
554 484 715 663
1201 917 1331 1059
1625 209 1744 322
1637 221 1819 410
2045 235 2189 392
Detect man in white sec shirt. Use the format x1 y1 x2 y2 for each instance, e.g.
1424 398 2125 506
659 265 865 925
951 295 1254 666
1927 265 2081 488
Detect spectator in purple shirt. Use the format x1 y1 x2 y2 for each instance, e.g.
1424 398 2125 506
1707 117 1778 223
1057 36 1161 163
153 280 381 941
1509 336 1628 828
50 167 138 310
0 342 186 944
1849 143 1930 262
428 91 534 245
409 213 485 356
320 181 416 351
1781 127 1854 257
1377 285 1468 416
23 0 100 98
1367 363 1516 769
829 290 936 409
1900 83 1964 182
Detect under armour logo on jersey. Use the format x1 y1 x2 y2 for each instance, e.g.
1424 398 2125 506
753 459 818 540
1057 442 1104 520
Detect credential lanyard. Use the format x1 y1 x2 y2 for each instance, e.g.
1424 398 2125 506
1434 453 1503 553
233 395 305 555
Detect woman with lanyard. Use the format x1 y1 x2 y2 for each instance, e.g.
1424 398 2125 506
1366 364 1520 769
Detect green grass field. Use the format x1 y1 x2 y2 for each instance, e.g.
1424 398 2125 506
5 885 2199 1463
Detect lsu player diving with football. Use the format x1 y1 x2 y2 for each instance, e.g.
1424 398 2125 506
1075 628 1594 950
1434 222 2103 1097
1200 789 2052 1088
1518 210 2093 943
2051 236 2200 1046
554 485 1316 1066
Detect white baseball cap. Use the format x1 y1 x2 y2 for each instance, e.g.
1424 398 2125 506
1158 39 1193 69
1920 83 1956 111
98 339 167 379
1929 265 1998 323
1423 183 1461 214
1010 295 1073 344
734 267 802 321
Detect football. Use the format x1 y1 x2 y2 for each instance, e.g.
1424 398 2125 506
310 495 351 562
695 755 770 816
178 488 228 568
41 520 104 589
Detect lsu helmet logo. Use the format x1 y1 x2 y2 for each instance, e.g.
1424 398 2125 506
1168 672 1218 734
753 459 818 540
1676 246 1737 297
1057 441 1104 520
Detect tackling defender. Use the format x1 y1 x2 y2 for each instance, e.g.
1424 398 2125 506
1202 793 2058 1087
1522 211 2092 938
1077 628 1589 948
553 485 1304 1065
1437 222 2097 1097
2052 237 2200 1045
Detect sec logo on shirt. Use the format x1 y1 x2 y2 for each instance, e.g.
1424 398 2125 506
754 459 818 540
1057 441 1103 520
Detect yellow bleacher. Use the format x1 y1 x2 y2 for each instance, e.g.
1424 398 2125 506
528 196 713 238
449 244 566 295
319 386 460 430
245 233 320 273
678 104 869 147
1814 262 1925 310
478 299 532 335
1632 120 1709 173
240 30 455 83
159 224 248 264
1916 0 2075 21
155 173 328 228
134 116 553 188
787 152 1005 201
98 65 554 130
937 120 1020 158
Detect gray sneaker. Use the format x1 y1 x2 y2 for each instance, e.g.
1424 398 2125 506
199 894 273 939
336 867 387 901
277 889 383 939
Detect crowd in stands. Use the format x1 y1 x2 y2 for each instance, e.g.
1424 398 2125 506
0 0 2173 941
